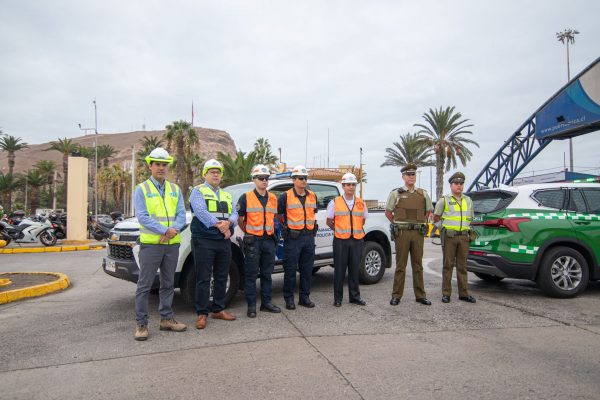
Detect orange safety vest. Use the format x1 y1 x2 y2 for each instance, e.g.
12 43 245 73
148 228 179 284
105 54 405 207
245 190 277 236
286 188 317 230
333 196 365 239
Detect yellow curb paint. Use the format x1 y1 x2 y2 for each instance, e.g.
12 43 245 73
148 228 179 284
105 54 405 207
60 246 77 252
45 247 62 252
0 278 12 287
90 246 104 250
75 245 90 251
0 248 13 254
11 248 31 254
0 272 70 304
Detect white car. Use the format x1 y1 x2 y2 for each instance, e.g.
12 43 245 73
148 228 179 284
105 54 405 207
103 178 395 306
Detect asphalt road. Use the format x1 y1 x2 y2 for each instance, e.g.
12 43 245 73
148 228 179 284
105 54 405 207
1 243 600 400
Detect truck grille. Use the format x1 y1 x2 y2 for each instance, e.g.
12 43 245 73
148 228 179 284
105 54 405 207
108 243 134 260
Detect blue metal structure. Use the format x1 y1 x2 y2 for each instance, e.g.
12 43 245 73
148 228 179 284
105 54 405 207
469 56 600 192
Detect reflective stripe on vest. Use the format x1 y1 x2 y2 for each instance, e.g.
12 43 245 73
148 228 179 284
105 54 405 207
196 184 232 220
245 190 277 236
286 188 316 230
441 195 472 231
333 196 365 239
139 179 181 244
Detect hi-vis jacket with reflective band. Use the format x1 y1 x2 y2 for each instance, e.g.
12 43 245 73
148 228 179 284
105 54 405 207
441 195 473 231
196 184 232 220
138 179 181 244
245 190 277 236
333 196 365 239
285 188 316 230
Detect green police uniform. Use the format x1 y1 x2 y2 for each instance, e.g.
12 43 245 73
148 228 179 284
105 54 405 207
434 172 474 298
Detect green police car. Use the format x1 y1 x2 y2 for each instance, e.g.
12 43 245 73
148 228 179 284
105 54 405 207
467 182 600 298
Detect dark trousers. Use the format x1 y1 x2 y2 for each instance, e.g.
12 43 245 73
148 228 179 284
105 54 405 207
442 233 470 297
244 235 276 305
333 237 363 302
192 237 231 315
135 243 180 325
283 232 315 302
392 229 426 299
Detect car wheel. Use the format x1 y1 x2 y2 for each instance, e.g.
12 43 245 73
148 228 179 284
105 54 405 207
536 246 589 298
359 241 386 284
180 258 240 307
474 272 505 282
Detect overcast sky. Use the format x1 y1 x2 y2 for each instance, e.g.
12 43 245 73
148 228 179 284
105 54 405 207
1 0 599 201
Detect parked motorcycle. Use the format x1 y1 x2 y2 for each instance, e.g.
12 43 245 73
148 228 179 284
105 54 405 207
0 217 57 246
90 212 123 241
48 213 67 240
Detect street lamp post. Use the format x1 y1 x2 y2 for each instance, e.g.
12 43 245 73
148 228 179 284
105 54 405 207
556 28 579 172
78 99 99 222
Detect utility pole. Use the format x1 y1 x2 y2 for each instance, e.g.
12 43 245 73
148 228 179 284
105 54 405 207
305 120 308 166
556 28 579 172
131 144 136 216
359 147 363 198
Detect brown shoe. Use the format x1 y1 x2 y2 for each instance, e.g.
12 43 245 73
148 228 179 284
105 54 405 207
195 315 207 329
211 310 236 321
160 318 187 332
134 324 148 341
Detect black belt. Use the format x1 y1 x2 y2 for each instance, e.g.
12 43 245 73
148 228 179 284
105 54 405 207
396 223 426 230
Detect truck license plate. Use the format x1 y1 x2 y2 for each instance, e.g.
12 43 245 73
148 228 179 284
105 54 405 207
105 259 116 272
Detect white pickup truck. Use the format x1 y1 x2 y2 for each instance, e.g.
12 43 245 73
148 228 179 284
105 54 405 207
102 177 395 306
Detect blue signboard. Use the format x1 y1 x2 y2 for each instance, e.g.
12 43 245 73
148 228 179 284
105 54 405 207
536 59 600 139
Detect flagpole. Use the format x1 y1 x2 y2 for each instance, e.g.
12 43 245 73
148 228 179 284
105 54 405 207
191 101 194 127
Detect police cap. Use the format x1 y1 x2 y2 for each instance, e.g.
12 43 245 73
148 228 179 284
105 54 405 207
448 172 466 184
401 163 418 174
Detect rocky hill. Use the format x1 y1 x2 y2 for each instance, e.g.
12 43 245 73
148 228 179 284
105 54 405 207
0 127 237 174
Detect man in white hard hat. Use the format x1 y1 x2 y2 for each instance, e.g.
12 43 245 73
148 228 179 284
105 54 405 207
276 165 318 310
133 148 187 341
189 159 238 330
236 164 281 318
326 172 367 307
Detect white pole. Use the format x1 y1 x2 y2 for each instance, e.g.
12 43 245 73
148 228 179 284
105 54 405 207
93 99 98 220
131 145 136 216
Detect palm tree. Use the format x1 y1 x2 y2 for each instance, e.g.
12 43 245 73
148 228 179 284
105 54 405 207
250 137 278 168
97 144 117 168
136 135 165 181
414 106 479 199
217 150 257 186
23 170 45 212
46 138 79 209
0 135 29 175
35 160 57 209
381 132 435 169
0 172 18 212
164 121 198 199
98 165 131 212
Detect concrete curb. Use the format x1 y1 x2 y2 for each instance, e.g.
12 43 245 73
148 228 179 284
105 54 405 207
0 244 105 254
0 272 71 304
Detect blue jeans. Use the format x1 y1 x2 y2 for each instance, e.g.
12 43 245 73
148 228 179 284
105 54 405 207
192 237 231 315
283 232 315 302
244 235 276 305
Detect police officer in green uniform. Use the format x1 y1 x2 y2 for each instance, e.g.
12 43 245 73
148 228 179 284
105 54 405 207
433 172 476 303
385 163 433 306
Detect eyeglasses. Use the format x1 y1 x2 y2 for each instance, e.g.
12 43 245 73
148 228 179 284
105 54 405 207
294 177 307 181
255 176 269 181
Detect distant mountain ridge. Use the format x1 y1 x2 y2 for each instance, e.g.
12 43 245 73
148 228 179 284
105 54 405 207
0 127 237 174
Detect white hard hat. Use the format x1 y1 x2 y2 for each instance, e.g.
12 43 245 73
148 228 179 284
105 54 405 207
202 159 224 176
145 147 173 165
251 164 270 178
291 165 308 177
341 172 358 184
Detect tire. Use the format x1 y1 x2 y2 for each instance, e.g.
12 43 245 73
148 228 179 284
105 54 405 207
312 266 321 275
359 241 386 284
474 272 505 282
180 258 240 307
536 246 589 298
39 230 57 246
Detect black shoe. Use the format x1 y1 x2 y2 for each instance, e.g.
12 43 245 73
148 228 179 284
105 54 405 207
459 295 476 303
298 299 315 308
350 298 366 306
260 302 281 313
441 295 451 303
285 299 296 310
415 298 432 306
390 297 400 306
333 300 342 307
247 304 257 318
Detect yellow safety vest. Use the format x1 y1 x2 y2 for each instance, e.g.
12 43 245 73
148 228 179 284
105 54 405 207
197 185 232 220
139 179 181 244
441 195 472 232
